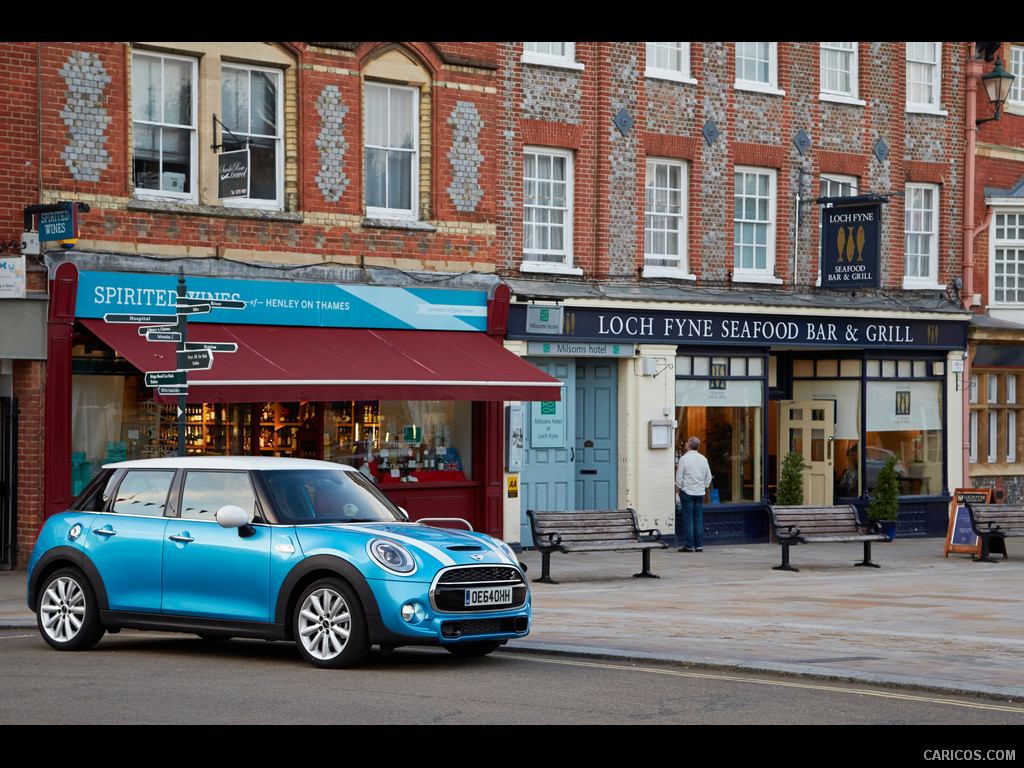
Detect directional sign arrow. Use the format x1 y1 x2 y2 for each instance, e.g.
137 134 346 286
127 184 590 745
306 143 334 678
105 313 178 324
183 341 238 353
179 297 246 310
146 331 182 343
145 370 187 387
157 385 189 396
177 349 213 370
137 324 179 336
176 303 211 315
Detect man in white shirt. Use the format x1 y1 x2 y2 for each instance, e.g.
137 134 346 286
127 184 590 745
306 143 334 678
675 436 713 552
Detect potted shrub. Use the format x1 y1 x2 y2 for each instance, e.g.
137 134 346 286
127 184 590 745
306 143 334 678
866 453 900 540
777 451 805 506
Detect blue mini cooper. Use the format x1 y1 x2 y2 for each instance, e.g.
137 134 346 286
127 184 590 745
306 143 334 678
27 457 530 668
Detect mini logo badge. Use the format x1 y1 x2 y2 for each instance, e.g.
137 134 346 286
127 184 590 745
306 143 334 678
471 554 485 561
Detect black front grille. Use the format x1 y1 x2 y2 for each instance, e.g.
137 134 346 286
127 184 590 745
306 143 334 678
441 617 529 637
436 566 522 584
431 565 528 613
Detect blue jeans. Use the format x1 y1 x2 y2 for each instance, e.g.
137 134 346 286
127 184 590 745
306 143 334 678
679 493 704 550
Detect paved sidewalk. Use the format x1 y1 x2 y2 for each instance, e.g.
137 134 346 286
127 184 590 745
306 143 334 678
4 537 1022 699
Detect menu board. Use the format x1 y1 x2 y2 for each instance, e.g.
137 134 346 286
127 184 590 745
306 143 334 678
944 488 991 557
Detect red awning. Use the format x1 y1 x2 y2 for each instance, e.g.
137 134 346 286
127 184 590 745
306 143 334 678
80 320 562 403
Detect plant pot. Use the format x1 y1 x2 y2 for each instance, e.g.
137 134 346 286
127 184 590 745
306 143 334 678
878 520 897 541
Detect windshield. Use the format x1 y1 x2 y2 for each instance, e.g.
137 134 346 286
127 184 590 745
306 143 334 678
260 468 405 524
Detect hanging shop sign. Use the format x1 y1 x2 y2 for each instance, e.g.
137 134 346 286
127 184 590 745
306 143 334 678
37 202 79 242
820 202 881 289
218 148 250 199
77 271 488 332
508 305 967 350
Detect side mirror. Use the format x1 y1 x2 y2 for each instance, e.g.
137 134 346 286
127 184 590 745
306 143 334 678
397 506 410 522
216 505 256 537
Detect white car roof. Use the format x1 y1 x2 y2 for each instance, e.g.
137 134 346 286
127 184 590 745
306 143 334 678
103 456 358 472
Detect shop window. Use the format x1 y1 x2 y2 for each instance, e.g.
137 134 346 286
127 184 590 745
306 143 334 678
865 379 942 495
733 167 779 283
132 52 197 202
991 211 1024 305
323 400 472 483
820 42 861 103
676 355 765 504
969 371 1023 467
906 42 942 113
646 42 693 83
644 158 689 277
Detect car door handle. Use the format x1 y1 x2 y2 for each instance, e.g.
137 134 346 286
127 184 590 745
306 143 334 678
168 533 194 543
92 527 116 537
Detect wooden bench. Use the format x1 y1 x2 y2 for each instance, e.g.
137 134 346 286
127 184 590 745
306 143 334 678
526 509 668 584
964 503 1024 562
769 504 889 572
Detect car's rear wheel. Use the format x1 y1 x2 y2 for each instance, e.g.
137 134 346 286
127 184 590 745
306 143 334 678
444 640 501 658
37 568 104 652
294 578 369 669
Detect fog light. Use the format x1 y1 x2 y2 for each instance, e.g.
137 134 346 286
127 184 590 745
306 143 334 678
401 602 426 624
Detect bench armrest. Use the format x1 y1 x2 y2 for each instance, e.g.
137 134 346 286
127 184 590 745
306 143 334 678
637 527 662 542
533 531 562 548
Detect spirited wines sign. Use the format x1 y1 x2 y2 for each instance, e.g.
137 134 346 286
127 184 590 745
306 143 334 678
821 202 881 289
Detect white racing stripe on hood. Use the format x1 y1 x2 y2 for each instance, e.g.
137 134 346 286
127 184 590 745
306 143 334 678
317 523 458 566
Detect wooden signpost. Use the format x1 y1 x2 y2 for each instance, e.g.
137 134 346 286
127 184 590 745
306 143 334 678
944 488 993 558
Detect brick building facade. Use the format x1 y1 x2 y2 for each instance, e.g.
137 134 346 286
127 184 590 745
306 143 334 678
0 43 989 566
494 43 971 543
963 42 1024 501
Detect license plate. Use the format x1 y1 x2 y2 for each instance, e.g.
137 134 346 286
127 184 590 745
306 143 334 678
464 586 513 607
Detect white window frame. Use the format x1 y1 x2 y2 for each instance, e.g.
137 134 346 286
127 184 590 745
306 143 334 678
364 82 419 220
969 410 978 464
221 64 284 211
522 43 583 70
644 158 692 279
734 42 784 96
132 51 198 203
819 42 863 105
733 166 780 284
990 208 1024 306
1006 45 1023 112
906 42 944 114
820 173 858 201
645 42 695 84
521 147 580 275
903 183 942 289
988 410 999 463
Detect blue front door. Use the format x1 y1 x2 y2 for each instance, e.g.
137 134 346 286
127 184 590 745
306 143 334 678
575 360 618 510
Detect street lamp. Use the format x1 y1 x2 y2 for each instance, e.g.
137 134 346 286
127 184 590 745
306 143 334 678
977 56 1016 125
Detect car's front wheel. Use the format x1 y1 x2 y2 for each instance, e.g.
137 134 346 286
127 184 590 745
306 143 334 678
444 640 502 658
293 578 369 669
37 568 104 652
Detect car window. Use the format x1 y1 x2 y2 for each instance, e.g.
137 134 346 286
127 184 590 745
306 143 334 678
179 471 257 522
262 469 403 524
111 470 175 517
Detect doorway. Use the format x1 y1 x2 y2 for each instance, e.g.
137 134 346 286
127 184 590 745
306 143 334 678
778 400 835 505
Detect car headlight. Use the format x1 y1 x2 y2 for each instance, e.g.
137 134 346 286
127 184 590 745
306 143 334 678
494 539 519 565
367 538 417 575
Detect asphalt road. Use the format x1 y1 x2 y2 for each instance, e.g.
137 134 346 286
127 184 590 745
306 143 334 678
2 627 1023 730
